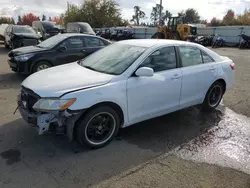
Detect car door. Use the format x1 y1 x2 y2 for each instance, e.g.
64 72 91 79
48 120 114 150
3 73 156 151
83 36 106 56
54 36 86 65
177 46 218 109
127 46 182 123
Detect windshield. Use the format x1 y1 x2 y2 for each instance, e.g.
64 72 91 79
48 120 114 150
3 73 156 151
41 22 55 31
13 26 36 34
80 43 147 75
79 23 95 34
37 34 67 48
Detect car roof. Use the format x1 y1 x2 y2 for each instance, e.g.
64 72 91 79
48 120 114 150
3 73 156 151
117 39 222 61
117 39 197 48
59 33 97 37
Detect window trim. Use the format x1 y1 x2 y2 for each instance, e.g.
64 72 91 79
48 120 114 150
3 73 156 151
130 45 181 77
83 36 105 48
200 50 215 63
177 45 204 68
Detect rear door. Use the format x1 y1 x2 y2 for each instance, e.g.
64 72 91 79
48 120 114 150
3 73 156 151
177 45 218 108
54 36 86 65
83 36 106 56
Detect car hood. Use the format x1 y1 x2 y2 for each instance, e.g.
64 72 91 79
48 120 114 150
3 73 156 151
8 46 47 56
21 62 114 97
14 33 40 39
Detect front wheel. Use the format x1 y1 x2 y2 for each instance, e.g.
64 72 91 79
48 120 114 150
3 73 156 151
202 81 224 111
76 106 120 149
32 61 52 73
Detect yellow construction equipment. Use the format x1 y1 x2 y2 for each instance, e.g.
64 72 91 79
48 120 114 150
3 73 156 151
151 16 197 41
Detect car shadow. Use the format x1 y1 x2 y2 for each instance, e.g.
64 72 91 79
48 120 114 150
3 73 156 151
0 44 10 55
0 105 225 187
0 72 26 90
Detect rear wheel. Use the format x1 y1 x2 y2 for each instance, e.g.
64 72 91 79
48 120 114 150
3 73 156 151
202 81 224 111
76 106 120 149
33 61 52 73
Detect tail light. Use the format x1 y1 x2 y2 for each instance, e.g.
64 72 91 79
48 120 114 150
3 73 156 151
230 63 235 70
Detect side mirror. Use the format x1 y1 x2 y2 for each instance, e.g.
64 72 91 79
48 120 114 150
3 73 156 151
58 46 67 52
135 67 154 77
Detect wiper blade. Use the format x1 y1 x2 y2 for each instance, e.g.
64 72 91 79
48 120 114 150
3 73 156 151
83 65 97 71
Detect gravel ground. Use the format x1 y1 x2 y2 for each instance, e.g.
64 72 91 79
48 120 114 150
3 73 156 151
0 43 250 188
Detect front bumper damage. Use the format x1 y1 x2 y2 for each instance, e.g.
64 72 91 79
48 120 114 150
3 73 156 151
17 89 84 140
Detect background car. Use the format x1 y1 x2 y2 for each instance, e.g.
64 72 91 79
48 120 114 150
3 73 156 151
32 21 60 40
66 22 96 35
7 33 111 74
4 25 41 49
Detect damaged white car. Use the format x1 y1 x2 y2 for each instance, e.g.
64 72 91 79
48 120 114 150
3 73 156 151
18 39 234 149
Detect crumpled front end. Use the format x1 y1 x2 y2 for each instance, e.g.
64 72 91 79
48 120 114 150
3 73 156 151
12 34 39 48
17 86 83 140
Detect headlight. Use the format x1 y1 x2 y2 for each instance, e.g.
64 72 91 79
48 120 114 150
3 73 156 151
14 54 34 61
33 98 76 111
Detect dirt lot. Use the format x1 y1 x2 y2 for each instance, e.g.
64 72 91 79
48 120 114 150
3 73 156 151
0 43 250 188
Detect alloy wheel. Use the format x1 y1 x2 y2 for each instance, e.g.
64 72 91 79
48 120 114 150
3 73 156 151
84 112 116 146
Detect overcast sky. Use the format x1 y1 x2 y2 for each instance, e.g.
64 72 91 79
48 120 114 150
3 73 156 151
1 0 250 23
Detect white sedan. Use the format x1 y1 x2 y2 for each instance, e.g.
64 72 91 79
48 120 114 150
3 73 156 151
18 39 235 149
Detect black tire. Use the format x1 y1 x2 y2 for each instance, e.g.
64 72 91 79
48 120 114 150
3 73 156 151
202 81 224 111
212 41 217 48
4 41 10 49
76 106 120 149
151 32 164 39
239 41 245 49
32 61 52 73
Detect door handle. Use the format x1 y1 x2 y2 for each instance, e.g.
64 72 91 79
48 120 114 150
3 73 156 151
171 74 181 79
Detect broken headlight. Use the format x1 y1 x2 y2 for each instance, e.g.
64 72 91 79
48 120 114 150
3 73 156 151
33 98 76 111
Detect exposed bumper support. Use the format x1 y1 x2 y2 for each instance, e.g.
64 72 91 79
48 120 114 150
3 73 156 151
18 105 84 140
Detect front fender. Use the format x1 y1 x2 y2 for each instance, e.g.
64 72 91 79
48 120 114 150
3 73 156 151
61 80 128 124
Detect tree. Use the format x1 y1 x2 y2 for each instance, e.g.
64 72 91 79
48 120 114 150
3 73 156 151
42 14 46 21
184 8 200 23
63 0 124 27
22 13 40 26
222 9 235 25
0 17 15 24
150 4 164 26
52 16 63 24
131 6 145 25
162 10 172 21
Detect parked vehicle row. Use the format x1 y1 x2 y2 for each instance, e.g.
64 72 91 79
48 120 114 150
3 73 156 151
16 39 235 149
96 28 134 41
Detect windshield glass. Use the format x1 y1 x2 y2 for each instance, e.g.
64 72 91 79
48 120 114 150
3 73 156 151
42 22 55 31
80 43 147 75
79 23 95 34
37 34 67 48
13 26 36 34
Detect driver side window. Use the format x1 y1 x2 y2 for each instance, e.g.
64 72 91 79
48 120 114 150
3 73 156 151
139 46 177 72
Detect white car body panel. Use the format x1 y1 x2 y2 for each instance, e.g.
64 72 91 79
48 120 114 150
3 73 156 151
20 39 235 131
22 62 114 97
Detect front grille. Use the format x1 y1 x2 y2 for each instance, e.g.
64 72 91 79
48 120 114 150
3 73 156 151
22 39 38 46
20 86 40 112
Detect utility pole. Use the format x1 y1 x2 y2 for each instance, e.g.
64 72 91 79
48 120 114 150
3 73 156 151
67 1 69 15
159 0 162 25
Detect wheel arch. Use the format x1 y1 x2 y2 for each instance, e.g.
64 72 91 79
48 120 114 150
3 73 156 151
215 78 226 94
73 101 125 140
30 59 53 73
